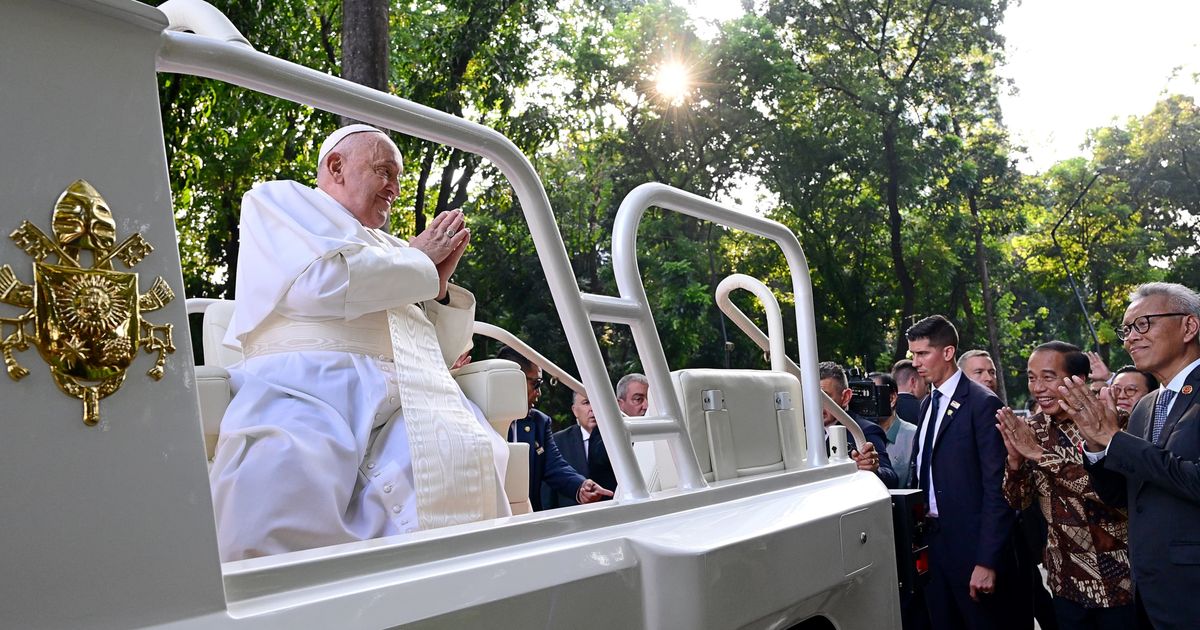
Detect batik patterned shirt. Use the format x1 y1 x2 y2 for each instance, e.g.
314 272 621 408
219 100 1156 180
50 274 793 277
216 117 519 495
1002 412 1132 608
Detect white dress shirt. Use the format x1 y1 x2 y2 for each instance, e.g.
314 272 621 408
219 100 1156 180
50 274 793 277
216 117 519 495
915 369 963 517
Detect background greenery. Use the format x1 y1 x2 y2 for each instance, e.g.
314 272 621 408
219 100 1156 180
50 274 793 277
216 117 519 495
153 0 1200 424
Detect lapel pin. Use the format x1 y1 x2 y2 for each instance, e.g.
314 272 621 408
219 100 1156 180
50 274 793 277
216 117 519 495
1184 385 1194 395
524 425 531 433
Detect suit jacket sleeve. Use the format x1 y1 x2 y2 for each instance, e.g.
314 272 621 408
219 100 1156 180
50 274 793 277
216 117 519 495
1083 452 1130 508
538 416 586 498
1102 429 1200 505
860 420 899 489
973 392 1013 569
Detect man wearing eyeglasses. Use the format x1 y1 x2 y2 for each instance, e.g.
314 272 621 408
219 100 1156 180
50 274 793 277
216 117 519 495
496 347 612 511
1063 282 1200 630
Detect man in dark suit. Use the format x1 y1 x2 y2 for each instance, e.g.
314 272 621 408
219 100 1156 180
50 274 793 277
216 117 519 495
497 348 611 511
549 391 618 508
892 359 927 425
1067 282 1200 629
818 361 898 488
907 315 1025 629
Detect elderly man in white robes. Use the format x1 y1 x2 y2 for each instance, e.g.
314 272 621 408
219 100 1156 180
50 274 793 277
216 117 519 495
210 125 510 562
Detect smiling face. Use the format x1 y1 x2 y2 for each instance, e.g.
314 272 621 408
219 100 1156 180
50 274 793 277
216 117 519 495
321 133 402 229
1122 294 1199 383
1027 349 1069 418
1112 371 1152 412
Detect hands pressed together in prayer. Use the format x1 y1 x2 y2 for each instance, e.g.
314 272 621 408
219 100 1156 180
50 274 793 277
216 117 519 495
851 441 880 474
577 479 615 504
995 407 1045 469
410 209 470 300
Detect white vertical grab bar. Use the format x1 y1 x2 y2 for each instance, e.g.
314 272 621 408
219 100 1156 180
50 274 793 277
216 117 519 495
714 275 867 450
612 184 828 467
714 274 788 373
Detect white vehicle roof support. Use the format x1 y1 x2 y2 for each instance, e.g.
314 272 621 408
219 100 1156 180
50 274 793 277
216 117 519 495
715 274 867 449
155 28 660 499
472 321 586 395
610 183 829 468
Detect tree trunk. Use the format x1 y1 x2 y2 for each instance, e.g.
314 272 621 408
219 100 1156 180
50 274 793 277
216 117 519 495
969 192 1006 402
340 0 389 123
884 119 917 360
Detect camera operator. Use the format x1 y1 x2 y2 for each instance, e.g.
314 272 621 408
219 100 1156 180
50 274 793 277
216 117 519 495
870 372 917 488
819 361 899 488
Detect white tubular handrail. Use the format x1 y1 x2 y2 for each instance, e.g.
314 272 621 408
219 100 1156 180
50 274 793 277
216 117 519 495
155 28 658 499
714 275 867 449
612 184 829 467
158 0 251 47
715 274 787 372
471 322 585 395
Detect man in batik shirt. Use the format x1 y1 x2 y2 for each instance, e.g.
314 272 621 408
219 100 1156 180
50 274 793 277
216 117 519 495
997 341 1133 629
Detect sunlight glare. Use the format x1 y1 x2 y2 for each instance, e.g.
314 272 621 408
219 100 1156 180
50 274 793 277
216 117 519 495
655 61 691 105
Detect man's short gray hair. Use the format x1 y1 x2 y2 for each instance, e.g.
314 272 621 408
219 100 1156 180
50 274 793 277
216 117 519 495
616 373 648 400
1130 282 1200 319
957 349 992 369
818 361 848 390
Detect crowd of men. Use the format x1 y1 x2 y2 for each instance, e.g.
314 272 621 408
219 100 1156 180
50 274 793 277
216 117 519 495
208 125 1199 630
852 296 1198 630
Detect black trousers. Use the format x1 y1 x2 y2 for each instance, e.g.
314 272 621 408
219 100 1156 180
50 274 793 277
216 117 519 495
923 519 1031 630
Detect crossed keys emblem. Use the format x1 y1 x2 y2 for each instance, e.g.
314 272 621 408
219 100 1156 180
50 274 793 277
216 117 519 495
0 180 175 426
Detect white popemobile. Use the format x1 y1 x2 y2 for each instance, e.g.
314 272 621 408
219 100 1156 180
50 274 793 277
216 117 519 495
0 1 909 628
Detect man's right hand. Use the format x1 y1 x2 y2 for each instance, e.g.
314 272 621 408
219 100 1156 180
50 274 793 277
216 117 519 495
577 479 614 504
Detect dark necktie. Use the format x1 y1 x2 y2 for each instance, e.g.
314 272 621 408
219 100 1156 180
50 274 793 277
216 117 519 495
918 389 942 491
588 431 601 464
1151 389 1177 444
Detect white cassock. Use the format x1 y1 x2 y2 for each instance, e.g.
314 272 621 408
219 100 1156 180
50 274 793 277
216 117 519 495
210 180 509 562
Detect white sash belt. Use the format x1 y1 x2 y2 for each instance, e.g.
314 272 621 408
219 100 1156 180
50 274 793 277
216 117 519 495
243 313 392 360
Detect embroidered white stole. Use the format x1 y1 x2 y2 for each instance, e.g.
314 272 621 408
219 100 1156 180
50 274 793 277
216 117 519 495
365 228 498 529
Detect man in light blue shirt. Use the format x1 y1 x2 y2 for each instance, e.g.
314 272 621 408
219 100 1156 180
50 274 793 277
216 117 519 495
871 372 917 488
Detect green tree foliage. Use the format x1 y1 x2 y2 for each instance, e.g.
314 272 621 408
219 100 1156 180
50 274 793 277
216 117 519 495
157 0 1200 414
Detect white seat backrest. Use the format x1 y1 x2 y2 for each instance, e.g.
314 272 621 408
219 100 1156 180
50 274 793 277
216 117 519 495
451 359 527 437
669 369 808 484
200 300 240 368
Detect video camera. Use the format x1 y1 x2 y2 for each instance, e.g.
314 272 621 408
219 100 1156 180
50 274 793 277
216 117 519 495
847 367 892 419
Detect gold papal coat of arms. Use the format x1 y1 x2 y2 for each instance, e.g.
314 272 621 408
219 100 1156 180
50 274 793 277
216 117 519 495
0 180 174 426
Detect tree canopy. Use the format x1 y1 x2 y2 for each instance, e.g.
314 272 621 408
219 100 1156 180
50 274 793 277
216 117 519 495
155 0 1200 421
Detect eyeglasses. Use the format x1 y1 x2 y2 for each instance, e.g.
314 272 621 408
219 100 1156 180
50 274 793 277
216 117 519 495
1115 312 1190 341
1112 386 1146 398
526 377 544 389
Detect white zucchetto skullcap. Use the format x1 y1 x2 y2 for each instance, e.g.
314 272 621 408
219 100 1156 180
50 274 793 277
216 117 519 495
317 124 386 169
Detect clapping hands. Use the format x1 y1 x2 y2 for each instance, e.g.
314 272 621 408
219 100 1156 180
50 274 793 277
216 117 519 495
409 210 470 300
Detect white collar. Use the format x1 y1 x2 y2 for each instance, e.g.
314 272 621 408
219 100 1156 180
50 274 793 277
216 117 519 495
1165 356 1200 393
579 425 592 440
934 369 963 400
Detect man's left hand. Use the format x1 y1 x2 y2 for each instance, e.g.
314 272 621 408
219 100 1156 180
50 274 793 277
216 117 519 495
968 565 996 602
577 479 614 504
851 441 880 474
410 210 470 300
